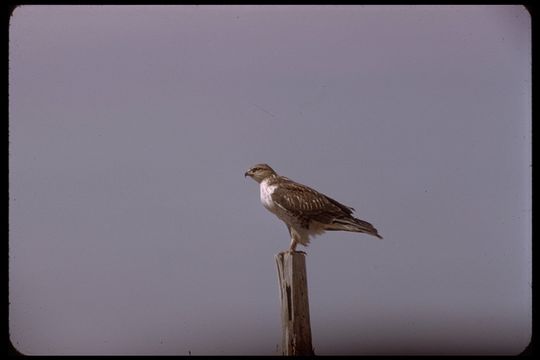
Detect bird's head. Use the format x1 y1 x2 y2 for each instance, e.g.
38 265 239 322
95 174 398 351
244 163 277 183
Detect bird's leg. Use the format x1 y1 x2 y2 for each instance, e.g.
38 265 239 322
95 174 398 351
288 237 297 252
288 237 306 255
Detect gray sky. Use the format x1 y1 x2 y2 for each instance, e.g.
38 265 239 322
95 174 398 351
9 5 531 355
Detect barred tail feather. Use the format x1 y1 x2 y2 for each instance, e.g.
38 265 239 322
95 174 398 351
326 217 383 239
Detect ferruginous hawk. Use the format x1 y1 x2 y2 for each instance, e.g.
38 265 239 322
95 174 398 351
245 163 382 252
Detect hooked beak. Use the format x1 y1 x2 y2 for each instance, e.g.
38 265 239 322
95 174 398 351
244 171 250 178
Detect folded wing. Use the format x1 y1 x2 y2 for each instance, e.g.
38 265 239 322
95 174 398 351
270 177 382 239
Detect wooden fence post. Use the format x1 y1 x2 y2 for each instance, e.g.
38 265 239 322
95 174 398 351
275 251 314 356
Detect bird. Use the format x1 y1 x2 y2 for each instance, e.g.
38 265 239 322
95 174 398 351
244 163 382 253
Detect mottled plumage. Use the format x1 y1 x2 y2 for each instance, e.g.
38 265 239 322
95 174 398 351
245 163 382 252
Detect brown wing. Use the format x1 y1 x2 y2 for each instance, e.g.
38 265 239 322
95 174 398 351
270 177 354 227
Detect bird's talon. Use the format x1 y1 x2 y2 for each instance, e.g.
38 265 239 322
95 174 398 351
288 249 307 255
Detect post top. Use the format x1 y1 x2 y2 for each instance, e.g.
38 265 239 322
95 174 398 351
276 251 307 258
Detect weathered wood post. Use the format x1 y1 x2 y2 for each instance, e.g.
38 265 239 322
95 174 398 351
275 251 315 356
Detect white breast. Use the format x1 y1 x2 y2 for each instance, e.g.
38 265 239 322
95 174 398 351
260 179 278 211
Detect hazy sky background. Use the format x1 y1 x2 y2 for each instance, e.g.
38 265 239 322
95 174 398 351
9 5 531 355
